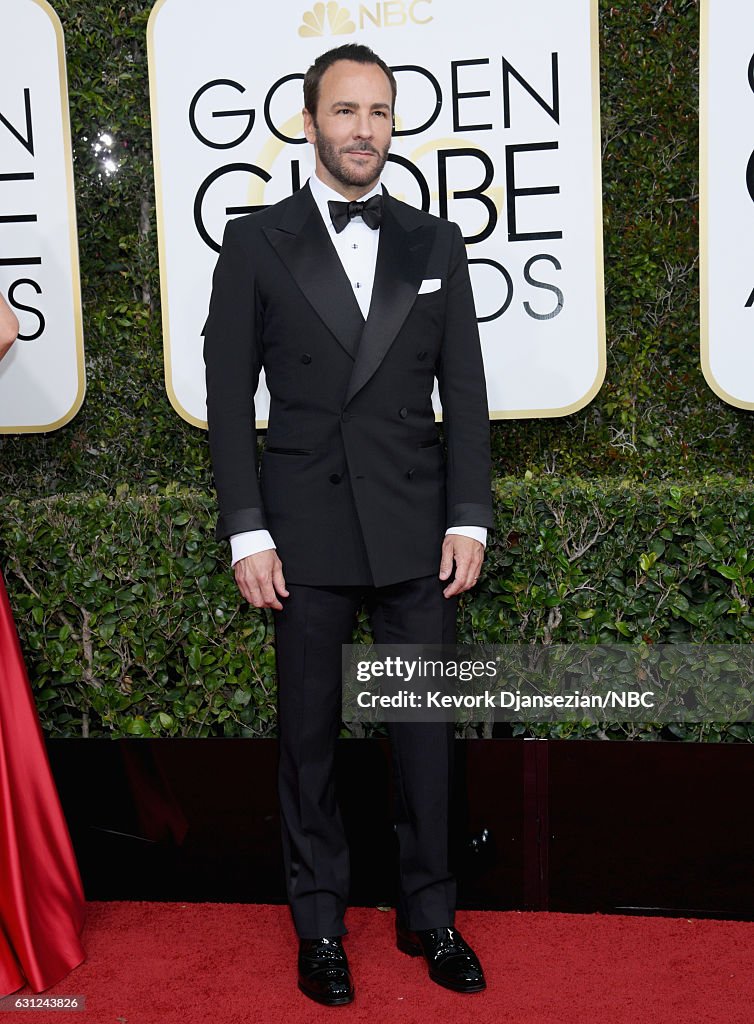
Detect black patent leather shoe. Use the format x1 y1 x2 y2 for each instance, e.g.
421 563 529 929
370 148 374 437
298 936 354 1006
396 922 486 993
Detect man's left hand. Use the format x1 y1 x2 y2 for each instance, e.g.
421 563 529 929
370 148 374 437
439 535 484 598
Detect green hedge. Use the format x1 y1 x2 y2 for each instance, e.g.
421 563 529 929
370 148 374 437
2 480 753 741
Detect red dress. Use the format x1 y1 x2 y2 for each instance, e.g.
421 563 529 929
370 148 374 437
0 572 85 995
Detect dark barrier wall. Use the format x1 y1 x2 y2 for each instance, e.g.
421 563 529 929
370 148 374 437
1 1 752 741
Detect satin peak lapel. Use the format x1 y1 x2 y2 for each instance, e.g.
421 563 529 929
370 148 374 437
344 202 431 406
262 188 364 360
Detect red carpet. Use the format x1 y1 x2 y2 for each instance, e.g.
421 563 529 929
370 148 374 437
6 903 754 1023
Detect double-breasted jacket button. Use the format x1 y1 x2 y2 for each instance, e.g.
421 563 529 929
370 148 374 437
406 468 415 480
329 473 342 484
417 351 428 361
399 407 408 419
341 411 351 422
300 353 312 364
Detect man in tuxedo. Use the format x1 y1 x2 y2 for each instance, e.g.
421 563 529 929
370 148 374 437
203 43 493 1005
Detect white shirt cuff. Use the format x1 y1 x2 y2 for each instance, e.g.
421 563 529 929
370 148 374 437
230 530 276 566
445 526 487 548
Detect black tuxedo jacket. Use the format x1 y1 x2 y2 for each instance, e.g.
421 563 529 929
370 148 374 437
203 182 493 587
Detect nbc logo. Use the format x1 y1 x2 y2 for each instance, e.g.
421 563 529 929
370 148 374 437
299 2 355 37
299 0 432 35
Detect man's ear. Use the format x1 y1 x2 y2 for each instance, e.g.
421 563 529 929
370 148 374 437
302 107 316 144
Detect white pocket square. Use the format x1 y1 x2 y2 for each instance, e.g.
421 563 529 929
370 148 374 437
418 278 441 295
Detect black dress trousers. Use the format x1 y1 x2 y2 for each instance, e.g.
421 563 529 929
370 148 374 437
274 574 457 939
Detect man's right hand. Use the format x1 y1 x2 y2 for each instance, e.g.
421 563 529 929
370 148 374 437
234 549 289 610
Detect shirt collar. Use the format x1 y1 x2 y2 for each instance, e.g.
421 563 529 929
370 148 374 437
308 172 383 230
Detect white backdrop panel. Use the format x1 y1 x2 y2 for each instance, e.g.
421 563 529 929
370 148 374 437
148 0 605 426
0 0 85 433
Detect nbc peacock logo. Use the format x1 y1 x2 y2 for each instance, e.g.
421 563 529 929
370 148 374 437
299 2 356 37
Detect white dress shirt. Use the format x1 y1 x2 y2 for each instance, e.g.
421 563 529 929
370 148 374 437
229 172 487 566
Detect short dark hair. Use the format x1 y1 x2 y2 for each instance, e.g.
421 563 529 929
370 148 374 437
303 44 397 119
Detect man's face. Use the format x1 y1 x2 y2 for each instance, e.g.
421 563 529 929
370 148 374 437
303 60 393 198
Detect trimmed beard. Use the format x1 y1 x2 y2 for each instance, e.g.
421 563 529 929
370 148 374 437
314 123 390 191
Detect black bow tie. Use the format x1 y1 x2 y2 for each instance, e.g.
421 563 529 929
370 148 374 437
328 194 383 233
